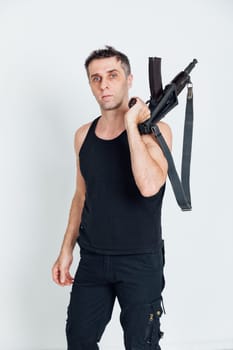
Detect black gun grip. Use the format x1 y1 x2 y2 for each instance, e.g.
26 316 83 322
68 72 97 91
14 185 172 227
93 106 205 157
128 98 137 108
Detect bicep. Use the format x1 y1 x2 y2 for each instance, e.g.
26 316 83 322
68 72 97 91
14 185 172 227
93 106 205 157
74 125 89 201
75 157 86 201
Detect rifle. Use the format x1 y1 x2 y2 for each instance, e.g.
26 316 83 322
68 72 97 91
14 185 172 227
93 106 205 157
129 58 197 211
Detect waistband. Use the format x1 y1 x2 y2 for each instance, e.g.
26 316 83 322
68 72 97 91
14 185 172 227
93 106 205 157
79 239 165 257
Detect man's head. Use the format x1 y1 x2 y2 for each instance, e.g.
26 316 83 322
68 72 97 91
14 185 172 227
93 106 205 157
85 46 131 77
84 46 133 112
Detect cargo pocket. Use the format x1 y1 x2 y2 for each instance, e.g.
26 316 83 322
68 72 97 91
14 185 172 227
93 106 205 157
144 298 164 348
120 298 164 350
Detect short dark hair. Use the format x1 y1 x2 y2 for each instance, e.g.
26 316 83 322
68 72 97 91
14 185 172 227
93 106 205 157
85 45 131 76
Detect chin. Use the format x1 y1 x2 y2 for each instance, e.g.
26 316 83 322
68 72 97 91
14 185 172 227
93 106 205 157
102 102 122 111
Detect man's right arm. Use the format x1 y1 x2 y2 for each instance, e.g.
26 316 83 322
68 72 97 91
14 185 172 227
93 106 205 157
52 123 91 286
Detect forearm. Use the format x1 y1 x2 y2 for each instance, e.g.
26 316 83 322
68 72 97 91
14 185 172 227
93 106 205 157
125 121 165 196
60 193 85 254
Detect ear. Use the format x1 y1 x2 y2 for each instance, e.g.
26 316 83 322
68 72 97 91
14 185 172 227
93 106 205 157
127 74 133 89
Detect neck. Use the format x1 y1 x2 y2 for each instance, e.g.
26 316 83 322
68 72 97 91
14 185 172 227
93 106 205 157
99 104 128 133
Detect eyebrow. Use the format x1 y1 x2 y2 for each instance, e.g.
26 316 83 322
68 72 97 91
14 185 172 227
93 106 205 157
90 69 120 79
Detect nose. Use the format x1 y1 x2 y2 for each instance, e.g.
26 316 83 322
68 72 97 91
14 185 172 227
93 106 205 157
100 77 109 90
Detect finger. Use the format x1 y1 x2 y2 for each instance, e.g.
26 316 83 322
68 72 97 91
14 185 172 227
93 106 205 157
52 266 60 285
61 267 73 284
60 269 67 285
63 279 74 286
66 272 74 284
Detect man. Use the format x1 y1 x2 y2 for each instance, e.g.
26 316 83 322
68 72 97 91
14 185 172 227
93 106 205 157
52 46 172 350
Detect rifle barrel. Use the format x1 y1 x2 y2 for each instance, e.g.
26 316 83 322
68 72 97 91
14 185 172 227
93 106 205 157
184 59 198 74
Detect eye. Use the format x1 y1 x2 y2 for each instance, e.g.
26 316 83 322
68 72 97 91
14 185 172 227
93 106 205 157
109 73 118 79
91 76 101 83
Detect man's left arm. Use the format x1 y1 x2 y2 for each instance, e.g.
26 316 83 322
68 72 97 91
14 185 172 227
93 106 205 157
125 98 172 197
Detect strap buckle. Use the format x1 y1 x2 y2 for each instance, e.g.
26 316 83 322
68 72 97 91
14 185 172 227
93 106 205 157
187 82 193 99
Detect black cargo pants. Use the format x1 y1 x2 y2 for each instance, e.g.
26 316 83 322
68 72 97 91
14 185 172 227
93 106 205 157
66 241 165 350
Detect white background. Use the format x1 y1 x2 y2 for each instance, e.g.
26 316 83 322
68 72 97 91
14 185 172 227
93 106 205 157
0 0 233 349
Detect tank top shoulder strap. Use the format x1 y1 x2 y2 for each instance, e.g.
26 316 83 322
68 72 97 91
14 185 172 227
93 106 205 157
79 116 100 156
86 116 100 138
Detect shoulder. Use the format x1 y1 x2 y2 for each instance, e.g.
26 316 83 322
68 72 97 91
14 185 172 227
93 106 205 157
74 121 93 155
142 121 172 151
157 121 172 149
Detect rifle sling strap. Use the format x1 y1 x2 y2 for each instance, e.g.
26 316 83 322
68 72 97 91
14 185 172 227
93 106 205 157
151 84 193 211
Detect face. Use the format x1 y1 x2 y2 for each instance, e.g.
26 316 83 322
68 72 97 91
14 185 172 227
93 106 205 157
87 57 133 111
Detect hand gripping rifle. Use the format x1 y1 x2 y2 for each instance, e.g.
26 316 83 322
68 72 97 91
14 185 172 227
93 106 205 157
129 58 197 211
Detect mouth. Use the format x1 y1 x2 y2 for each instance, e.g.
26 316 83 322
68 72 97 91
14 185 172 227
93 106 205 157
101 94 113 101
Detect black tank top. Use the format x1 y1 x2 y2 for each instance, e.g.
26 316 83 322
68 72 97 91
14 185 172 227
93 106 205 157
77 116 165 255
